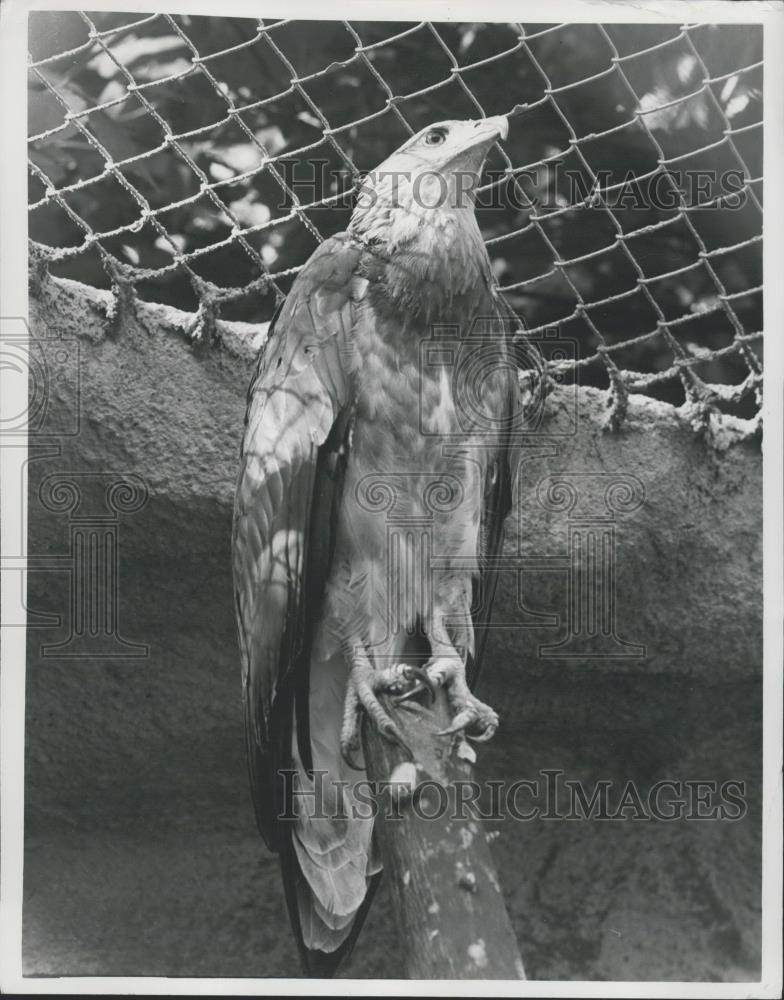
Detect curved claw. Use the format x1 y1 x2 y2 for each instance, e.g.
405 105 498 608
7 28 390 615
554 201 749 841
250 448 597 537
340 741 364 771
379 717 415 761
466 723 498 743
437 708 474 738
392 666 437 706
437 708 499 743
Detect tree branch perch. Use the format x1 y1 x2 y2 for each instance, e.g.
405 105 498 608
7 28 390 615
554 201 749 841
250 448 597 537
361 689 526 980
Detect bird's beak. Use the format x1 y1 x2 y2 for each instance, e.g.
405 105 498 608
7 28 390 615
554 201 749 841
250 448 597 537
473 116 509 143
444 116 508 177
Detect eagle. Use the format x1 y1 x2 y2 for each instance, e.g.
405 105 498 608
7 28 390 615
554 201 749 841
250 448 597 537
232 116 524 975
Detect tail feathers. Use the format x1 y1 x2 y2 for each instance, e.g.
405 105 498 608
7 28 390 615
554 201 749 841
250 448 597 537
311 892 356 933
296 877 356 953
291 788 378 958
291 822 370 921
292 795 371 861
284 860 383 978
282 648 382 974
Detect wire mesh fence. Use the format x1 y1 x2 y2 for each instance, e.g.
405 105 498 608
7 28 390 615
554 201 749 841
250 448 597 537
28 13 763 427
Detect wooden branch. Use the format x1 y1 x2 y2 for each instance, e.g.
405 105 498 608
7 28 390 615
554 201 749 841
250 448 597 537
361 688 526 980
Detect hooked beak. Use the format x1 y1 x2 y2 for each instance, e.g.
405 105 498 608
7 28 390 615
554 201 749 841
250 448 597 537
445 115 508 176
472 115 509 142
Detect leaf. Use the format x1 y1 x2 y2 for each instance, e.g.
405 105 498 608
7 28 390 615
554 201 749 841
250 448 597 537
676 54 697 84
214 143 265 174
726 93 750 119
297 111 322 129
720 75 739 102
254 126 286 155
134 57 192 83
228 196 271 228
209 161 234 181
154 233 185 254
87 34 187 79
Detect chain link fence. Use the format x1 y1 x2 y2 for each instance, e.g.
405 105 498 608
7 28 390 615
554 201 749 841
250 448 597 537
28 13 763 430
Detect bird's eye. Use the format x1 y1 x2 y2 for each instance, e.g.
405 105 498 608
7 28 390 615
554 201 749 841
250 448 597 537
424 129 447 145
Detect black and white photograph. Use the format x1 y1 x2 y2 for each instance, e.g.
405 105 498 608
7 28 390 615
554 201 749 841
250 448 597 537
0 0 782 994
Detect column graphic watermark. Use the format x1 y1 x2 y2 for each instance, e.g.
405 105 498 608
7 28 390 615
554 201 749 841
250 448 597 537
37 472 149 658
536 472 646 659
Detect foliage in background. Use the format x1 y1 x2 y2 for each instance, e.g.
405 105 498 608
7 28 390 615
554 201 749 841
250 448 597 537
28 14 762 409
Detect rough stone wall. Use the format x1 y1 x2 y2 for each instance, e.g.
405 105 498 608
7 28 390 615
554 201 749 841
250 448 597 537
22 274 762 979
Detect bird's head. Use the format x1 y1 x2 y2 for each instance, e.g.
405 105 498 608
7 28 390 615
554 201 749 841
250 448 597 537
348 117 508 259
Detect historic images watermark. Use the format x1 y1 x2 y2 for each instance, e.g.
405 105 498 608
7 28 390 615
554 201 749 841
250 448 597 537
279 768 748 823
274 159 750 213
35 472 150 658
417 318 559 439
351 318 646 661
0 317 149 657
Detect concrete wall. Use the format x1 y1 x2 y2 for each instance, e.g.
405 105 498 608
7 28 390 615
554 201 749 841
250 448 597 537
22 273 762 979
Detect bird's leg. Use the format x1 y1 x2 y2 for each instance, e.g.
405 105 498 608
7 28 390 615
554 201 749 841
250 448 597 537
339 644 434 768
424 627 499 743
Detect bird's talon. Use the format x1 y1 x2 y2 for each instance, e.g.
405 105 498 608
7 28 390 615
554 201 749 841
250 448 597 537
466 724 497 743
389 731 415 760
392 667 436 706
396 697 425 714
436 693 499 743
392 683 424 705
452 708 476 733
340 742 364 771
379 717 408 750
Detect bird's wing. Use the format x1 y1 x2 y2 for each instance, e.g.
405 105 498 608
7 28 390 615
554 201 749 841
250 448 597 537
232 234 364 849
467 290 525 687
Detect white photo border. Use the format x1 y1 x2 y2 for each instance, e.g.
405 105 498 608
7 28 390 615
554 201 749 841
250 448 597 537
1 1 782 996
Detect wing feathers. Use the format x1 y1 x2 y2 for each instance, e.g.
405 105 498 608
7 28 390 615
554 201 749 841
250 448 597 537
233 236 372 964
233 236 361 807
234 232 524 972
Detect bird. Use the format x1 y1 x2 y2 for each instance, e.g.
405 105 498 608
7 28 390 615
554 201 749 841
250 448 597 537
232 116 525 976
